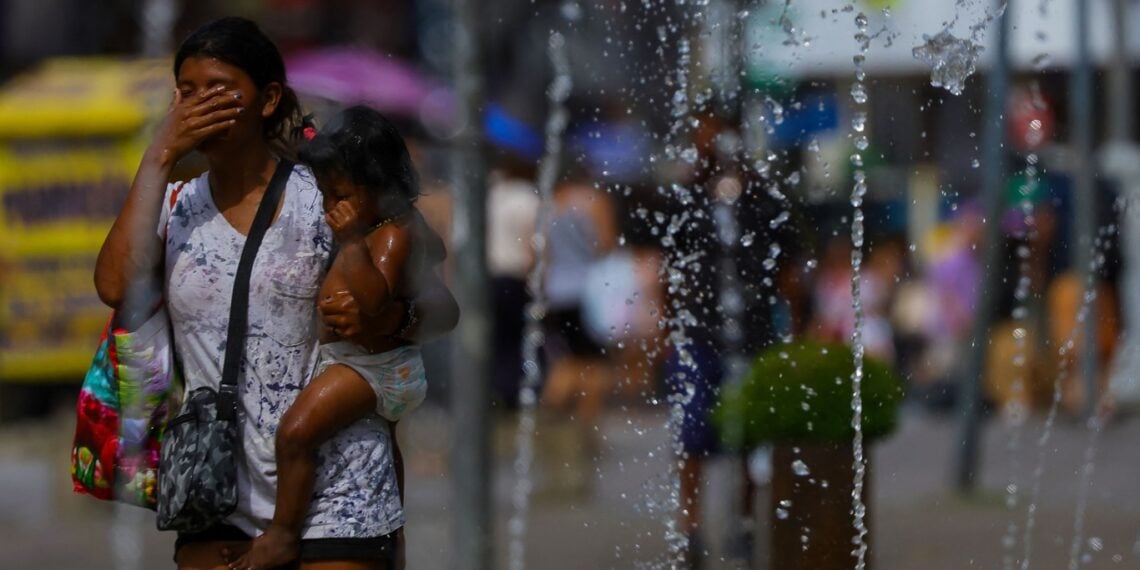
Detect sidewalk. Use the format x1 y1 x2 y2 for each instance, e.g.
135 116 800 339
1 402 1137 569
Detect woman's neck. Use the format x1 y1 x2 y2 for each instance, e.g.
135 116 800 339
206 143 277 204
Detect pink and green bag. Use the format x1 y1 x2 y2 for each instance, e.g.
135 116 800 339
71 309 183 508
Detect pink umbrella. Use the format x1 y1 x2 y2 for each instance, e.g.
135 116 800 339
285 47 453 128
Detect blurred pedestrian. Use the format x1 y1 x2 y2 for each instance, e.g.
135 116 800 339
538 169 617 496
487 152 540 408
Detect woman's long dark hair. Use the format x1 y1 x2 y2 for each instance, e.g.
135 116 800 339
174 17 303 152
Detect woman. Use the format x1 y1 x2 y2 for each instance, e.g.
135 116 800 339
94 17 457 570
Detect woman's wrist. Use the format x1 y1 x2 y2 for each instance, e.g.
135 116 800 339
142 144 179 174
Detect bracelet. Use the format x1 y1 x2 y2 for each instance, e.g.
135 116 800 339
395 300 419 339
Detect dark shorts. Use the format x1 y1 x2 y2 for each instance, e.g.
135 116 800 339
174 524 397 564
546 306 604 357
664 340 725 456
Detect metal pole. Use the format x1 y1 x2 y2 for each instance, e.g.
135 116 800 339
140 0 177 57
956 0 1010 493
1103 0 1140 409
1071 0 1098 420
450 0 492 566
1108 0 1134 144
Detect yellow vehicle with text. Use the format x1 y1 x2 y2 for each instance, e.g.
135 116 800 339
0 58 170 382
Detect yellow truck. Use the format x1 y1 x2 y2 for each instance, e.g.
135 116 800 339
0 57 170 383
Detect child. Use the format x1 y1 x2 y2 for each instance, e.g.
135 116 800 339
232 106 445 570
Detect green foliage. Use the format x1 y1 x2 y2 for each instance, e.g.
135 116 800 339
713 342 904 448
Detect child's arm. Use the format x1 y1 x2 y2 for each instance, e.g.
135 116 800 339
366 222 415 312
326 201 412 318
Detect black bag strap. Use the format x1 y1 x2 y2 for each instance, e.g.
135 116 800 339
218 160 294 421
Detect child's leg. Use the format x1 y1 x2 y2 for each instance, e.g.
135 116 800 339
230 364 377 570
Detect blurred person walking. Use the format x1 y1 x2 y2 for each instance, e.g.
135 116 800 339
660 117 790 568
538 170 617 496
486 152 540 408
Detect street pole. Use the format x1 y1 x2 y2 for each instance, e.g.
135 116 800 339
140 0 177 57
450 0 492 566
1071 0 1098 420
956 0 1010 493
1103 0 1140 410
106 5 184 570
1107 0 1134 144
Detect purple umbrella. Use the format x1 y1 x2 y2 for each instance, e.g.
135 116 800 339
285 47 453 128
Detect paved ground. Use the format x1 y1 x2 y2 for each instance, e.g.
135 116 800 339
1 399 1137 569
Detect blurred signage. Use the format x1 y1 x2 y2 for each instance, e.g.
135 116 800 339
0 58 168 382
743 0 1140 76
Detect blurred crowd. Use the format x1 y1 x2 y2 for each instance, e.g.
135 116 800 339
391 76 1131 564
402 83 1126 431
3 0 1127 428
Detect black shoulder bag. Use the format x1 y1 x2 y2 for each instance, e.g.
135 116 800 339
156 161 293 532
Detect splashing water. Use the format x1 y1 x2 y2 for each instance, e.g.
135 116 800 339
848 11 872 570
507 30 572 570
1001 157 1038 570
658 27 703 569
912 30 981 96
1068 415 1105 570
1020 236 1110 570
1066 224 1120 570
913 1 1007 95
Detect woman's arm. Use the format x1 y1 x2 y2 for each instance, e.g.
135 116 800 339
94 148 170 310
317 268 458 344
95 87 244 309
319 210 459 343
396 270 459 344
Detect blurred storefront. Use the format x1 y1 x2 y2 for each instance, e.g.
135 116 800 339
0 58 169 382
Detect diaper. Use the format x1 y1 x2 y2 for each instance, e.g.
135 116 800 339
317 342 427 422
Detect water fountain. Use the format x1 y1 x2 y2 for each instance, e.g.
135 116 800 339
507 30 572 570
847 11 873 570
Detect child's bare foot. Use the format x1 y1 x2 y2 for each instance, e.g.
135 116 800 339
228 524 299 570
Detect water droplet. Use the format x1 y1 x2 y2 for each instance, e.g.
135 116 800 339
775 507 789 520
560 1 582 21
770 210 791 229
740 232 755 247
792 460 810 476
912 30 982 96
680 146 699 164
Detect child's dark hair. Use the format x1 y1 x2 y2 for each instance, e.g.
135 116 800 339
299 105 421 211
174 17 303 148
